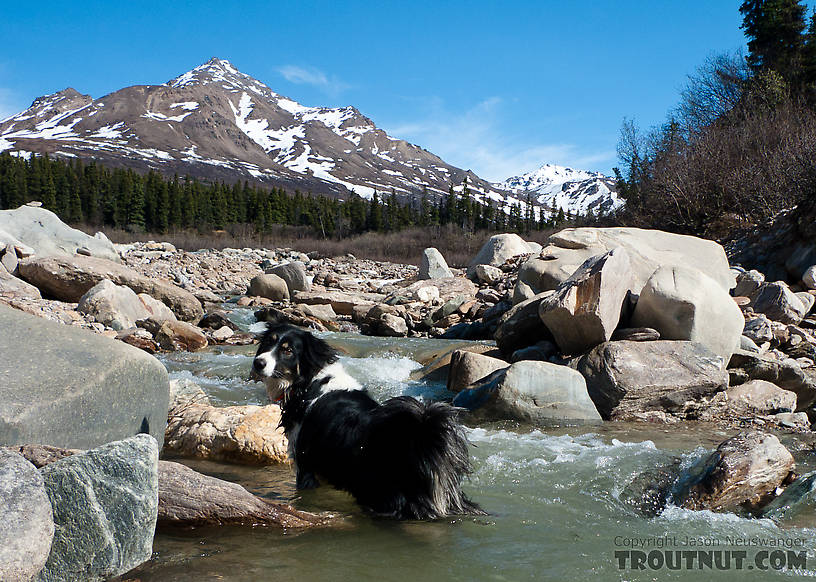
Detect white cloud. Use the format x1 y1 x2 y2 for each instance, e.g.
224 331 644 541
383 97 615 182
276 65 349 96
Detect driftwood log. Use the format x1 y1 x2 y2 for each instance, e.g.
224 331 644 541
5 444 329 528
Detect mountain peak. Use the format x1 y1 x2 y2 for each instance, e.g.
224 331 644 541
168 57 268 93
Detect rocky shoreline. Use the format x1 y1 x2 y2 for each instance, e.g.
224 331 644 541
4 202 816 579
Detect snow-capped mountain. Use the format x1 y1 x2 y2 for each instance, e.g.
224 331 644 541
0 58 514 205
497 163 621 217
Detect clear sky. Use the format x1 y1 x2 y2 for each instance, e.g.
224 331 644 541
0 1 769 181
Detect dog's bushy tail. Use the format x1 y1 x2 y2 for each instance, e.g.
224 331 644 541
365 396 485 520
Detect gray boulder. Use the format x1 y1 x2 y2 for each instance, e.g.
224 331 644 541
453 360 601 423
631 265 745 360
268 261 310 294
494 291 555 355
0 205 120 263
419 247 453 279
18 254 202 321
796 291 815 316
0 305 170 449
78 279 151 331
750 282 807 324
803 265 816 290
678 431 795 512
467 233 537 278
447 350 508 392
534 227 735 294
247 273 290 301
724 380 797 414
1 247 19 274
138 293 177 322
0 450 54 582
743 314 774 345
475 264 503 285
734 269 765 297
36 435 159 582
576 340 728 420
539 248 632 355
728 350 816 410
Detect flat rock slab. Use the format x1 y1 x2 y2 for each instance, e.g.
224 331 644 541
157 460 327 528
292 289 384 315
575 340 728 420
0 305 170 449
18 254 202 321
36 435 159 582
0 450 54 582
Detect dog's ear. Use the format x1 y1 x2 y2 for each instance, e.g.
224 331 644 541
300 332 338 379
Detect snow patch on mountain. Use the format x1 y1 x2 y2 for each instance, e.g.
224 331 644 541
497 163 622 216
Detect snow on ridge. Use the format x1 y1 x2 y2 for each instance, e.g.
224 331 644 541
171 101 199 110
142 110 193 122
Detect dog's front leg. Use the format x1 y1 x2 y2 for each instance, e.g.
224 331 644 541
296 469 320 489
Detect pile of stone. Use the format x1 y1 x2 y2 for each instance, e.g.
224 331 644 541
441 227 816 430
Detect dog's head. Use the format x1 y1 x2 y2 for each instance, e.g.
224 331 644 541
252 323 338 402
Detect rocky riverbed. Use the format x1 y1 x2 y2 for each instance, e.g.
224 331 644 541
5 202 816 579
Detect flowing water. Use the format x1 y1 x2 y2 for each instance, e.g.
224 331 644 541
132 314 816 581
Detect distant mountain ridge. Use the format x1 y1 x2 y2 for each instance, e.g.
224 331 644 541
0 58 620 216
496 163 621 217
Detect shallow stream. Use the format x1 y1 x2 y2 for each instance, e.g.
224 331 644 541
132 316 816 581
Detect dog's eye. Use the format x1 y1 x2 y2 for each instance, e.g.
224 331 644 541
280 347 293 356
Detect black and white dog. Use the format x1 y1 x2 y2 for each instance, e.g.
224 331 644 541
252 323 484 520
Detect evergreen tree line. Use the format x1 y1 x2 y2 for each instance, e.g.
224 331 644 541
615 0 816 237
0 152 578 237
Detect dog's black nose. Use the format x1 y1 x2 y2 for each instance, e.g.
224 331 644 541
253 358 265 372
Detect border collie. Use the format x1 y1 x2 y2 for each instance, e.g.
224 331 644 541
252 323 484 520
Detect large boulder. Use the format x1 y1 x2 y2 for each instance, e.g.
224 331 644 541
419 247 453 279
539 248 632 355
533 227 735 294
575 340 728 420
724 380 797 414
268 261 310 294
0 450 54 582
453 360 601 423
247 273 290 301
494 291 555 355
467 233 538 278
18 254 202 321
164 380 288 464
447 350 509 392
78 279 151 330
0 205 120 263
750 282 807 324
36 435 159 582
631 265 745 360
678 431 795 512
728 350 816 410
0 305 170 449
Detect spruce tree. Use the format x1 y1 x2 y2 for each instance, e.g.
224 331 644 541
740 0 807 84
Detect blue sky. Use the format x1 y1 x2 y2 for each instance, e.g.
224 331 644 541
0 1 764 180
